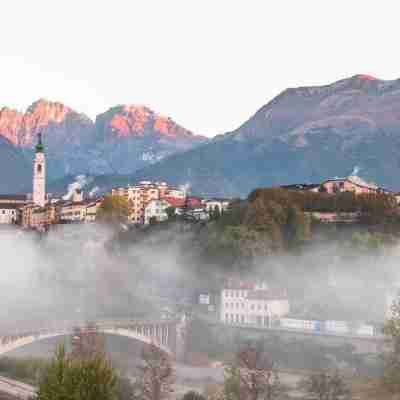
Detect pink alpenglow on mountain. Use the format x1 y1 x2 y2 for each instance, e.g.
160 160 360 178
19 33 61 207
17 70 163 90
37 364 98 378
0 99 92 147
98 105 202 143
357 74 377 80
0 100 207 185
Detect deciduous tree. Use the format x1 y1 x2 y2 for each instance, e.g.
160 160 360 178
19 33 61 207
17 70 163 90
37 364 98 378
225 345 282 400
301 370 350 400
383 297 400 393
97 194 130 225
133 344 175 400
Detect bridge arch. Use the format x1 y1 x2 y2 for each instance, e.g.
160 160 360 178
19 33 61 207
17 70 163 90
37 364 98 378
0 325 175 358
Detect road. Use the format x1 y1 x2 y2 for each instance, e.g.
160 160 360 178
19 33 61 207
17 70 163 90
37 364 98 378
0 376 36 399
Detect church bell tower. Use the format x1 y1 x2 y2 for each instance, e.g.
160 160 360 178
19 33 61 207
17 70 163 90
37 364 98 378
33 132 46 207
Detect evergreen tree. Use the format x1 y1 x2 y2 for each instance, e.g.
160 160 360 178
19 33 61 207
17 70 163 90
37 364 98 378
37 345 119 400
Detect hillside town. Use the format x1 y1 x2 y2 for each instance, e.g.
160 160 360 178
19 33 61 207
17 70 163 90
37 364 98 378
0 135 231 230
2 134 400 232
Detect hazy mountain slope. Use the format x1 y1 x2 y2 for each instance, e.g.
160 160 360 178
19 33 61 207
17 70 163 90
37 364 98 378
0 137 31 193
125 75 400 196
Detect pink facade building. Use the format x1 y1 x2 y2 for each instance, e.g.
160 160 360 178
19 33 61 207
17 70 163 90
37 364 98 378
320 176 383 195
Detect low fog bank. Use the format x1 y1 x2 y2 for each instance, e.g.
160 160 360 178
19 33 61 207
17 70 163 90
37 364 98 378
0 224 168 332
249 238 399 322
1 221 399 333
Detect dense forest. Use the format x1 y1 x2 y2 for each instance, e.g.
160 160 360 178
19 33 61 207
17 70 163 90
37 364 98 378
111 188 400 289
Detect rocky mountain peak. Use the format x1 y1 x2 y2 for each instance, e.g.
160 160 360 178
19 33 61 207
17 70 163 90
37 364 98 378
0 107 23 145
26 98 73 121
0 99 93 147
355 74 378 81
96 104 204 141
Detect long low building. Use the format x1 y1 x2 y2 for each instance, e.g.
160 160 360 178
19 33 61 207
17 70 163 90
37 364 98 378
220 279 289 327
57 197 102 224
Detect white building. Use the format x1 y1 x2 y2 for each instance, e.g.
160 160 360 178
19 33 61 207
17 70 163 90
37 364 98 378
186 208 209 221
205 198 231 214
0 204 19 224
33 133 46 207
220 279 289 327
144 199 170 224
166 188 186 199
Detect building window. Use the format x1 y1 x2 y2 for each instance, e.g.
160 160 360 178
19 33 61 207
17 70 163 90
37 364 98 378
37 164 42 173
241 315 245 324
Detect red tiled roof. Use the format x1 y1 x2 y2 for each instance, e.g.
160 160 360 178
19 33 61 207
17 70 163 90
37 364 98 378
187 196 203 206
164 197 186 208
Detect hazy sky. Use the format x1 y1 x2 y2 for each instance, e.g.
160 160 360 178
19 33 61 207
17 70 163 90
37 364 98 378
0 1 399 137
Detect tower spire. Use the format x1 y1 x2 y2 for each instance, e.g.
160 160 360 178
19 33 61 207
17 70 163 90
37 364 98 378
35 132 44 153
33 132 46 207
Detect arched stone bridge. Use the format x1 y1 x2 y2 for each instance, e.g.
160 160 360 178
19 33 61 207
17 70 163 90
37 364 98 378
0 317 187 361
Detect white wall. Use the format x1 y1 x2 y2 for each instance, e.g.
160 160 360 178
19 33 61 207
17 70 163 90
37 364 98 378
0 208 17 224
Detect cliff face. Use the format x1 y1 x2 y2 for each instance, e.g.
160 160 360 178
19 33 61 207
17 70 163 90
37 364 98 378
0 100 206 190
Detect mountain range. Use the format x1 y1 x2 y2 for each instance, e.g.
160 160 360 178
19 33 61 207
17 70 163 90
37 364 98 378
3 74 400 197
127 74 400 196
0 99 206 193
